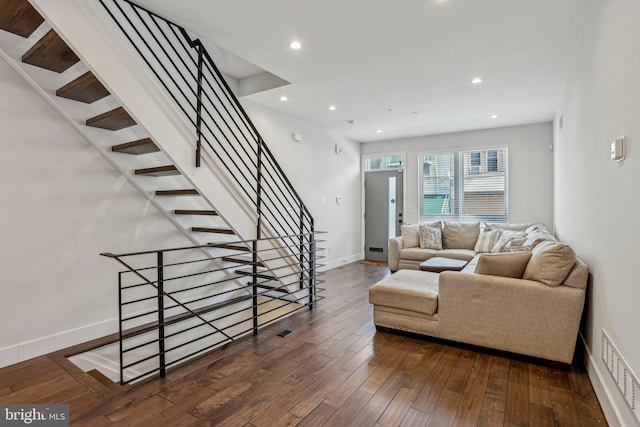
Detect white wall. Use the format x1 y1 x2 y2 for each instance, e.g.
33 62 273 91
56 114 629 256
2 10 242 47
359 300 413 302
554 1 640 425
241 101 362 268
362 123 554 228
0 58 195 367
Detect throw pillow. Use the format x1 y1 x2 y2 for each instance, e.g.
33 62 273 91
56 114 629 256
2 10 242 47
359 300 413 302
442 221 480 250
523 241 577 286
523 229 556 248
475 252 532 279
401 224 420 248
500 240 533 252
524 224 548 234
474 229 502 253
419 225 443 250
491 230 526 253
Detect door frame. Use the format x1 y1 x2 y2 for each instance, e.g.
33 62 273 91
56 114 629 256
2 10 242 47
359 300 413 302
361 151 406 259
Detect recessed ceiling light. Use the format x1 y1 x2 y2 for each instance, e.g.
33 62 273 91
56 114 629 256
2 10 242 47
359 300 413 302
279 96 288 101
376 129 383 134
329 105 336 111
491 114 498 119
289 41 302 50
471 77 483 85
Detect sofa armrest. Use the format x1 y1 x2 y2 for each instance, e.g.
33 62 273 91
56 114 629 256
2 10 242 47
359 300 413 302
438 272 585 363
388 237 404 271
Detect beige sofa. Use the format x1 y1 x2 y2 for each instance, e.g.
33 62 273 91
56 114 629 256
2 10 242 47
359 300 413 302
370 222 588 363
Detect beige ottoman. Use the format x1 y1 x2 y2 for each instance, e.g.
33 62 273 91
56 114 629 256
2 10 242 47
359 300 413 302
369 270 440 336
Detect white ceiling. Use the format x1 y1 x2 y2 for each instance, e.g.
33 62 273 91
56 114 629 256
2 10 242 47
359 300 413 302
134 0 590 143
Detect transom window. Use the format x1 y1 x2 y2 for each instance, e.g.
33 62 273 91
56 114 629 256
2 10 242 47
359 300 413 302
419 148 508 222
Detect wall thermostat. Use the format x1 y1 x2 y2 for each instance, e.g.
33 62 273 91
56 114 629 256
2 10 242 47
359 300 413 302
611 136 625 162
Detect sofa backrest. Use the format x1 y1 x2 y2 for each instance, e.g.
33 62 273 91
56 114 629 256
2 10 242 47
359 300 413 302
562 257 589 290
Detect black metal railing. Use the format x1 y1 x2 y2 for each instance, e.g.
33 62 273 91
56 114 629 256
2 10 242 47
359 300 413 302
98 0 315 281
101 236 325 385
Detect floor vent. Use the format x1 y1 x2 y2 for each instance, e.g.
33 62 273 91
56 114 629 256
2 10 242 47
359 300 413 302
601 329 640 423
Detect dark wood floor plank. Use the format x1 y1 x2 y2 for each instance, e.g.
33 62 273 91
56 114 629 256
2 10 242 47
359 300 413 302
0 263 608 427
451 351 492 426
550 385 582 427
478 356 510 427
566 365 608 426
504 359 529 427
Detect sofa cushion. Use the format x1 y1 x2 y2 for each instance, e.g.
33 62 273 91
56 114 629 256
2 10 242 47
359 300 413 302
442 221 480 250
474 229 502 253
369 270 439 315
475 252 532 279
484 222 534 232
419 225 443 250
523 241 577 286
401 221 441 248
399 248 476 262
401 225 420 248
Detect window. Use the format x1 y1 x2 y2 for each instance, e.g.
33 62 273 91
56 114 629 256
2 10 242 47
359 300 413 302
419 148 508 222
364 153 404 171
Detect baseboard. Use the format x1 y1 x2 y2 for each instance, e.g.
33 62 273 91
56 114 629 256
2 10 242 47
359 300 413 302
319 253 363 271
0 318 118 369
580 332 630 427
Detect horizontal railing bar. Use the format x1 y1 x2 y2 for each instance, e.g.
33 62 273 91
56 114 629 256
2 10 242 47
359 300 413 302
101 231 324 258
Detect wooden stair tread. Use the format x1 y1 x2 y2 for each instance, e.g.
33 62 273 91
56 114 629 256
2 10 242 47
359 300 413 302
121 295 252 341
236 268 277 281
210 244 251 252
56 71 110 103
192 227 235 235
112 138 159 155
0 0 44 38
155 189 198 196
22 29 79 73
223 255 265 267
86 107 136 131
174 209 217 216
134 165 180 177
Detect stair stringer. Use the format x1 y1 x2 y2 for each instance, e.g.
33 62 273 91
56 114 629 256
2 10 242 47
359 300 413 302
29 0 306 294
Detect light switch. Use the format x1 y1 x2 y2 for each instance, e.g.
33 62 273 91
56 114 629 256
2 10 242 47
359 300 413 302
336 196 342 205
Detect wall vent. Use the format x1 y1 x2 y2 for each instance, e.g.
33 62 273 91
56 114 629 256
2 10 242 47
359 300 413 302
601 329 640 424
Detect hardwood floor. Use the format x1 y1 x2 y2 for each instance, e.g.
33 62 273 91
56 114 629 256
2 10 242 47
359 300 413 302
0 263 607 426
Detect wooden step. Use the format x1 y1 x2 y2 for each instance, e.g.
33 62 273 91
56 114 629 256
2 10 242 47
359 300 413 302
111 138 159 155
236 268 276 281
56 71 110 104
155 189 198 196
210 244 251 252
134 165 180 177
223 255 265 267
175 209 218 216
86 107 136 131
22 29 79 73
192 227 235 235
0 0 44 38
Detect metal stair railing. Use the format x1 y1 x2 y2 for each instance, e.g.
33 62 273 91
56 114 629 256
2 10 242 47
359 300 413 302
98 0 316 286
101 235 325 385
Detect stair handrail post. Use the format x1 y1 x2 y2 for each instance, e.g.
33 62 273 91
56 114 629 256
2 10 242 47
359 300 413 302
195 41 204 167
118 271 125 384
157 250 166 377
309 221 316 310
298 205 305 291
252 139 264 335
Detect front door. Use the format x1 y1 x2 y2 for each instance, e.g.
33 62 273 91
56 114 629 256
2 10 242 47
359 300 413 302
364 170 404 261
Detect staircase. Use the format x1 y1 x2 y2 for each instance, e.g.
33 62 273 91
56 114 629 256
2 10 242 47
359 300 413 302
0 0 321 384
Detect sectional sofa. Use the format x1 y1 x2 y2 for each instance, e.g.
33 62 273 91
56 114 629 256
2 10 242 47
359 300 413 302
369 221 588 363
